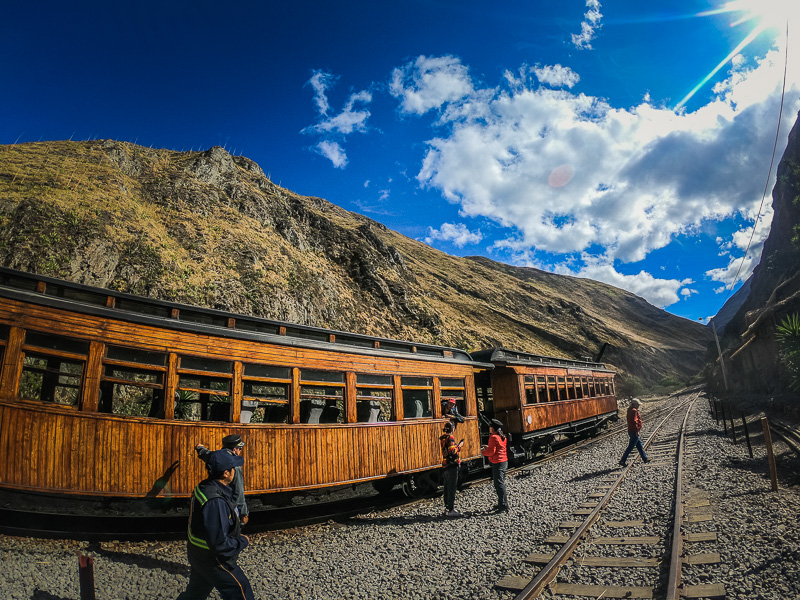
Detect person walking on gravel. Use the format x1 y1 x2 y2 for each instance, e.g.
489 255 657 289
481 419 509 512
178 450 254 600
196 434 249 524
619 398 649 467
439 421 463 517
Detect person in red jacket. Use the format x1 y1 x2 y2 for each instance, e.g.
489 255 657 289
481 419 509 512
619 398 649 466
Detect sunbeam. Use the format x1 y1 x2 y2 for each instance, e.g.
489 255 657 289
675 0 794 110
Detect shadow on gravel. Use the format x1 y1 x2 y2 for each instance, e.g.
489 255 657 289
85 542 188 575
346 514 441 527
31 591 71 600
570 467 618 482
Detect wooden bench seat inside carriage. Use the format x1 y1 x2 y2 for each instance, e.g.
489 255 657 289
0 267 489 503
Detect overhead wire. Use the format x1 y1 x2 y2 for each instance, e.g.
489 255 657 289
724 18 790 302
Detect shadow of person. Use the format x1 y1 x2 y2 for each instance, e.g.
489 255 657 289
570 467 618 482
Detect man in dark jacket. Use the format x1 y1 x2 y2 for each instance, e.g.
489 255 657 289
177 450 254 600
195 434 248 524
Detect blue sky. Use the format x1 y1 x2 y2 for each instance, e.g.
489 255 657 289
3 0 799 323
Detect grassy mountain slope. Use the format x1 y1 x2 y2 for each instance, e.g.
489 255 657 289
0 140 711 383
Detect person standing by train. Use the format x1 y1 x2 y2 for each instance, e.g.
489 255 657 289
482 419 509 512
196 434 249 524
439 421 463 517
177 450 254 600
619 398 649 467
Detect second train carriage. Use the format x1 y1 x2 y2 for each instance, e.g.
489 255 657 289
0 267 618 510
470 348 618 461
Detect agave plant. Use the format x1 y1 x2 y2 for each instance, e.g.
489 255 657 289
776 313 800 392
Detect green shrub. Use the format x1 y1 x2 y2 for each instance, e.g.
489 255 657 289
776 313 800 392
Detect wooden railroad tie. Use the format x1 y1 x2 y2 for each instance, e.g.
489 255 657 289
544 535 660 545
495 578 655 598
682 583 726 598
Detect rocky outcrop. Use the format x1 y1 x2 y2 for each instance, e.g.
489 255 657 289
0 139 712 385
712 111 800 392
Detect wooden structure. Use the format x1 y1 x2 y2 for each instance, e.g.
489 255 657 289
471 348 617 458
0 267 488 500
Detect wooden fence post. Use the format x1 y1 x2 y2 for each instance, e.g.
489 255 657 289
761 417 779 492
79 555 96 600
721 401 728 435
741 412 753 458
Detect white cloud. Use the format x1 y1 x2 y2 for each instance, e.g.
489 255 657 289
533 65 580 89
314 141 347 168
390 55 474 115
571 0 603 50
303 71 373 168
409 45 799 269
564 260 693 308
424 222 483 248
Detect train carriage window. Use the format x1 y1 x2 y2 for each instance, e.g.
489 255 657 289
25 331 90 355
566 376 575 400
546 376 557 402
535 376 546 403
356 374 393 423
582 377 589 398
440 377 466 417
43 285 108 306
401 376 432 419
523 375 537 404
19 353 83 406
300 370 344 424
0 325 8 365
242 364 291 424
589 378 596 397
175 356 232 422
557 377 567 401
114 297 172 318
100 345 167 418
574 376 584 399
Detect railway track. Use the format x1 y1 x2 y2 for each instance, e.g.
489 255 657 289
495 391 727 600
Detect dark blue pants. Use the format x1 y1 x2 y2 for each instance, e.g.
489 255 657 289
178 545 254 600
621 431 647 464
492 461 508 508
442 464 459 511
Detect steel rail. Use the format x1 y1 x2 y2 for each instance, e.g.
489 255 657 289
511 397 693 600
666 399 695 600
769 419 800 458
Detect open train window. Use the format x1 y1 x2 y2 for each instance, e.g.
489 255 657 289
300 369 344 424
19 353 83 406
536 376 547 403
175 356 232 422
581 377 589 398
43 285 108 306
523 375 537 404
356 374 393 423
546 376 557 402
440 377 466 417
557 377 567 401
100 345 167 418
401 377 432 419
24 331 90 355
0 325 8 366
242 363 291 424
589 378 596 397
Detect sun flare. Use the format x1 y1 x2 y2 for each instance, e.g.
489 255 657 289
675 0 794 110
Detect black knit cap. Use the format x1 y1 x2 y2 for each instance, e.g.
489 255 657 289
490 419 503 430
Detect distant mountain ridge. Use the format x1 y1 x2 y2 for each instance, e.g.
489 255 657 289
0 139 711 384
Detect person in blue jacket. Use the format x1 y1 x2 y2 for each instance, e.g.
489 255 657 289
195 434 249 524
177 450 254 600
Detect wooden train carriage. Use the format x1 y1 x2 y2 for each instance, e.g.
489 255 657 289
471 348 618 458
0 267 489 501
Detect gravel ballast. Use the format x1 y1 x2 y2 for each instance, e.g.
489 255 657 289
2 396 798 600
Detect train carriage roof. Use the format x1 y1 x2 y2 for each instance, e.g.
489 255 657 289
0 267 492 368
470 347 613 373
